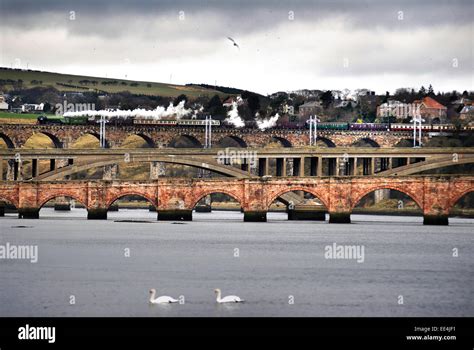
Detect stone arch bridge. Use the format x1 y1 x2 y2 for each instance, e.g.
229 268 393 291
0 124 430 149
0 176 472 225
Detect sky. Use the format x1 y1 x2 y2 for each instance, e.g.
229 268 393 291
0 0 472 95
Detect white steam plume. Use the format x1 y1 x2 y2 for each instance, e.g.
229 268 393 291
63 101 192 119
225 100 245 128
257 113 280 130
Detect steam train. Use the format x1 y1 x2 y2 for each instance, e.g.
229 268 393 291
36 115 472 132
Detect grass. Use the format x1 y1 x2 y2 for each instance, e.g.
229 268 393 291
0 68 229 98
0 111 65 124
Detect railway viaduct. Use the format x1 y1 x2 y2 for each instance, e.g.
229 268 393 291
0 124 432 149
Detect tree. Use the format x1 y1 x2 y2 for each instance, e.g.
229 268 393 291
245 94 260 114
320 90 334 109
419 86 426 96
206 94 226 118
206 95 222 110
173 94 188 106
428 84 434 96
43 102 51 112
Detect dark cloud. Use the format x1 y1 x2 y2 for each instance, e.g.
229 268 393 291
1 0 472 36
0 0 472 93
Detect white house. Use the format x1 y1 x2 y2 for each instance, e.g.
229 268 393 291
21 103 44 112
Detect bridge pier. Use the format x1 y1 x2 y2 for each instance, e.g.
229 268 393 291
288 208 326 221
87 208 108 220
329 212 351 224
423 214 449 225
157 210 192 221
243 211 267 222
18 208 40 219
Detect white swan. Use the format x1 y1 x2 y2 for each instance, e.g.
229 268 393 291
214 288 244 303
149 289 179 304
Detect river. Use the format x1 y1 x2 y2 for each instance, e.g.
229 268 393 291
0 209 472 317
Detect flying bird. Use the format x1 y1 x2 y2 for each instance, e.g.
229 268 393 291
227 37 240 50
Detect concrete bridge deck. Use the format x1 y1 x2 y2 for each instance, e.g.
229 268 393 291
1 147 472 181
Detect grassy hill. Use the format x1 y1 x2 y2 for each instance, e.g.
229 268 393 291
0 67 228 98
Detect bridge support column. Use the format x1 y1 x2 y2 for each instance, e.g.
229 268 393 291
243 211 267 222
353 158 358 176
18 208 40 219
329 212 351 224
32 159 38 178
288 207 326 221
317 156 323 176
0 159 3 181
157 210 192 221
423 214 449 225
87 208 108 220
150 161 160 180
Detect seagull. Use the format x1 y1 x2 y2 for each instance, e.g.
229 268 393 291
227 37 240 50
214 289 244 303
149 289 179 304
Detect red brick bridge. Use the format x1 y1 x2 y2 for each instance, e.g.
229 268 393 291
1 176 472 225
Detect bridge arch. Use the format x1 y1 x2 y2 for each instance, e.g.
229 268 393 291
106 192 158 209
216 135 247 148
316 137 336 148
38 193 88 210
352 138 380 148
0 196 19 209
351 186 422 211
121 133 156 148
266 186 329 210
24 132 63 148
191 189 243 209
71 132 109 149
448 189 474 214
168 135 202 148
38 155 250 180
269 136 292 148
0 133 15 148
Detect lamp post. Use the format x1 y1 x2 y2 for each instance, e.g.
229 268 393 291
411 115 424 148
99 115 108 148
204 115 213 149
309 115 321 146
